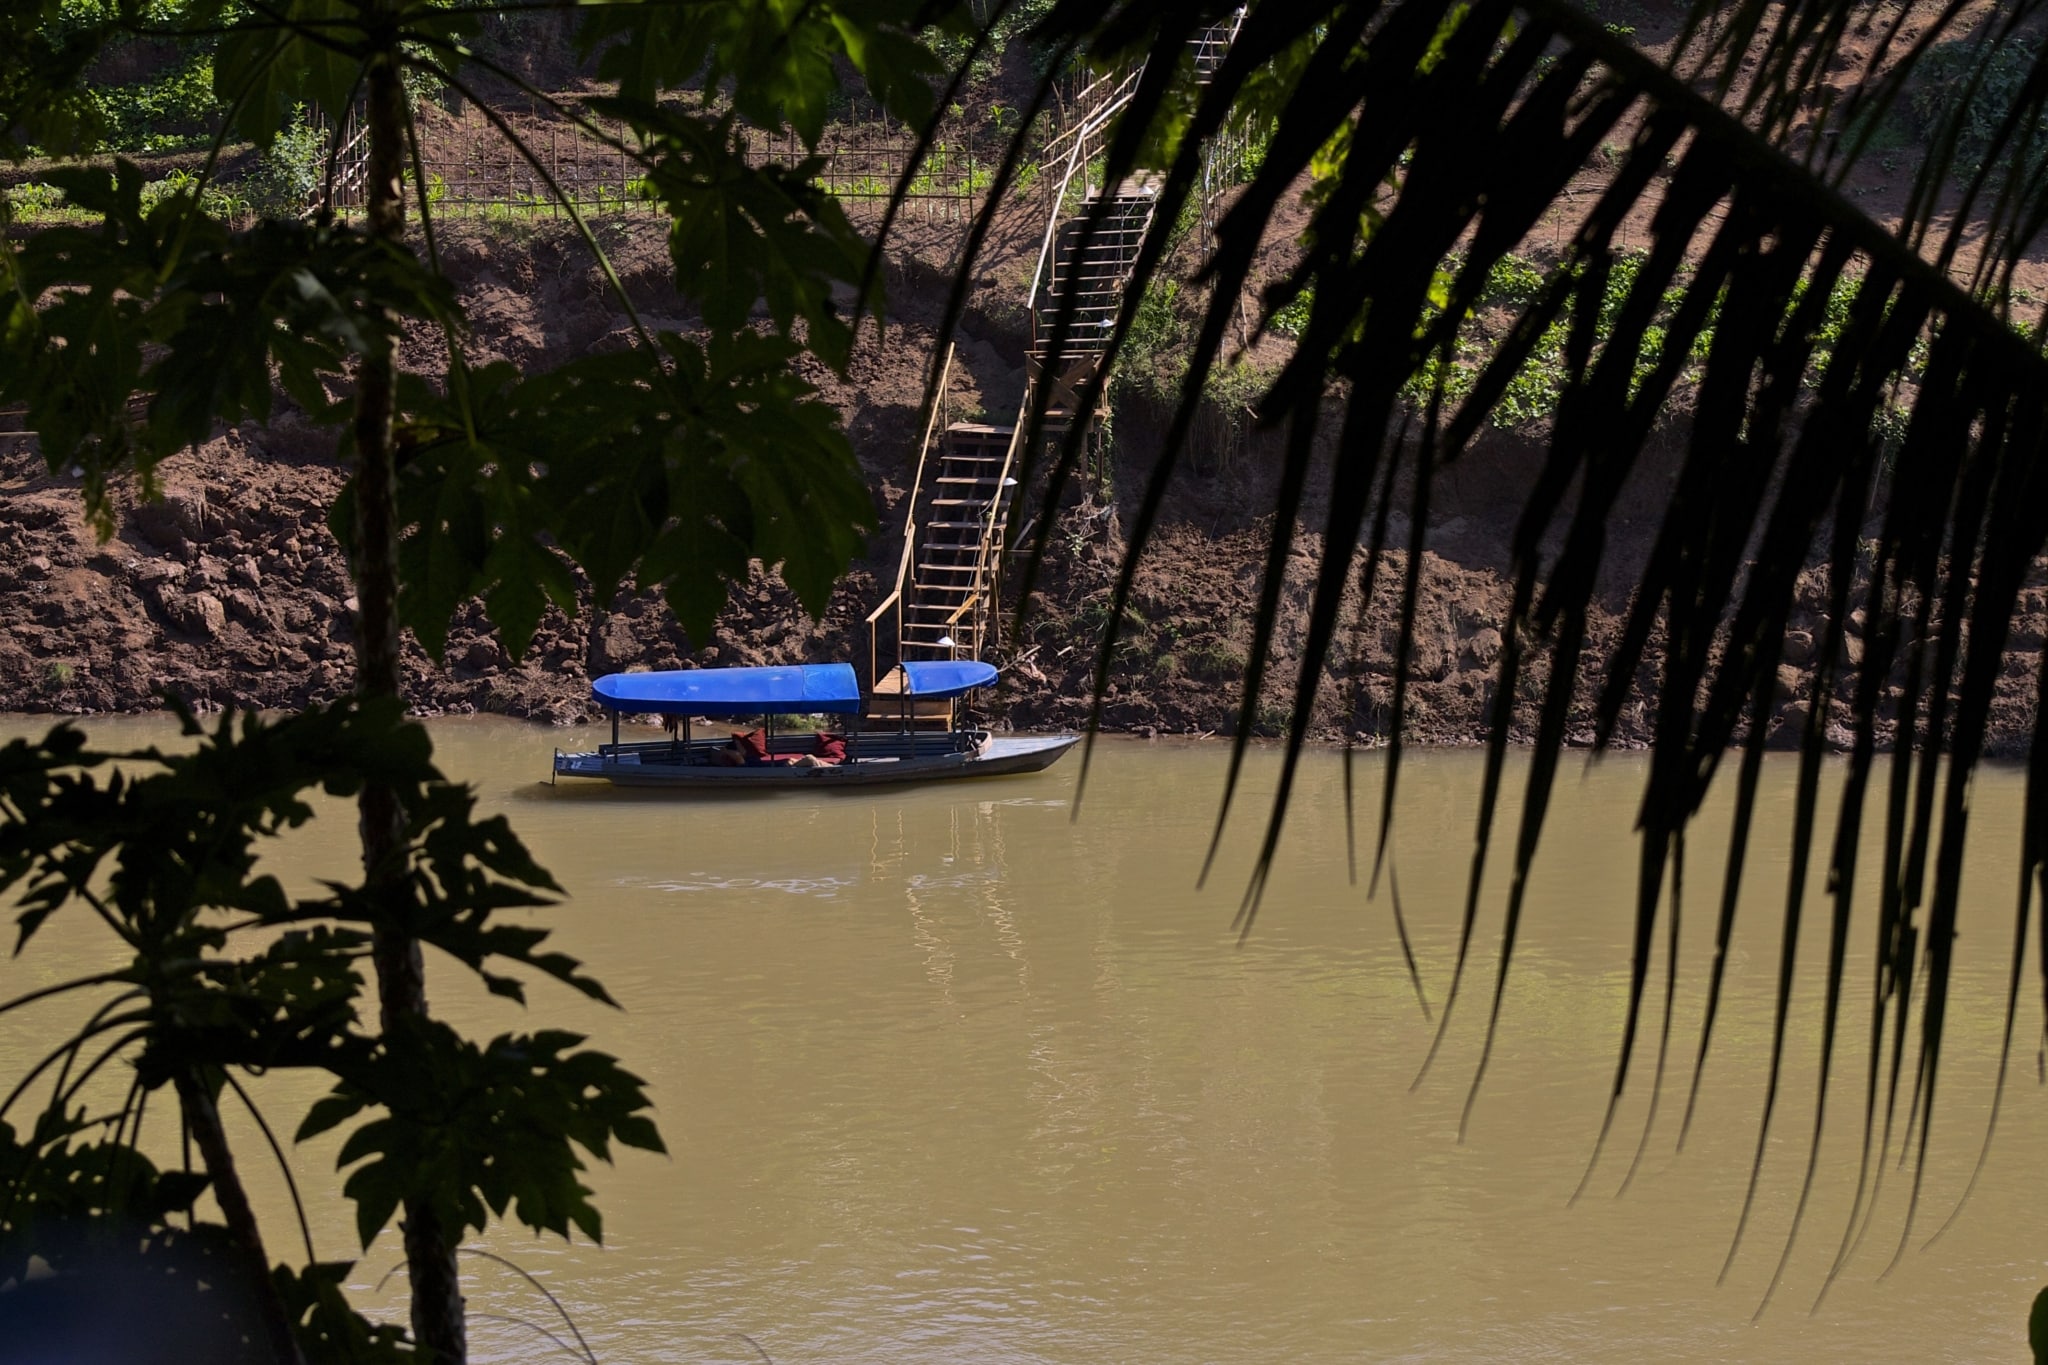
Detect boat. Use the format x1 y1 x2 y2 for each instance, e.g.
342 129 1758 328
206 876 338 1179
551 660 1079 789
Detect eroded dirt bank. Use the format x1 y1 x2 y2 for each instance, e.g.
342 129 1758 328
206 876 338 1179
2 219 2042 756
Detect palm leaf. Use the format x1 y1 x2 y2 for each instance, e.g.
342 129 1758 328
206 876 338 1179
924 0 2048 1296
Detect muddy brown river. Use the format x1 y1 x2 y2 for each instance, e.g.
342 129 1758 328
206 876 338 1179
3 715 2044 1361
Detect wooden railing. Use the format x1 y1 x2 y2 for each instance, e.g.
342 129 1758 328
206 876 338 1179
311 101 981 223
1026 68 1142 341
1188 8 1247 80
941 592 983 662
871 30 1243 678
964 65 1151 647
865 342 957 689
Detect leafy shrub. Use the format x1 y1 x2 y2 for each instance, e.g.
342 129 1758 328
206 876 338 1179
1270 283 1312 337
85 50 221 153
242 111 323 219
138 168 249 219
1911 36 2048 177
1478 254 1546 308
1231 123 1271 181
924 0 1064 83
4 181 79 221
1115 276 1182 391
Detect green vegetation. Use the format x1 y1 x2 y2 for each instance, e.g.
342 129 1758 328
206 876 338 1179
904 139 987 196
35 2 226 154
925 0 1062 84
7 166 258 222
1269 284 1312 338
1912 34 2048 176
1408 251 1712 424
86 50 220 153
1181 636 1247 682
241 111 323 218
1266 250 1893 432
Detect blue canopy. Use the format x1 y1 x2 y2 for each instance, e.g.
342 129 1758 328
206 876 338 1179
592 664 862 717
900 659 998 698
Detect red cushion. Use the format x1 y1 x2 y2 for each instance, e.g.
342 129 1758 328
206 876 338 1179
813 733 847 764
734 729 771 764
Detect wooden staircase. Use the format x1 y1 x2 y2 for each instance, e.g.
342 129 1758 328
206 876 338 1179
899 421 1014 658
1030 181 1158 431
863 15 1244 703
1188 9 1245 83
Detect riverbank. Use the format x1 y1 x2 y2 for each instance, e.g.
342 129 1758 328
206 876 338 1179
6 408 2042 758
2 217 2042 755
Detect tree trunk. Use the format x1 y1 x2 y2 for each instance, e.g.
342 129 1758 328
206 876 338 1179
174 1072 305 1365
353 45 467 1365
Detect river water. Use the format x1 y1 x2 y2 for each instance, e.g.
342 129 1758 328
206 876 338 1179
3 715 2044 1361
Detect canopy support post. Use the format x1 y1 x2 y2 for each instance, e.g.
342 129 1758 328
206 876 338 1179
610 709 619 750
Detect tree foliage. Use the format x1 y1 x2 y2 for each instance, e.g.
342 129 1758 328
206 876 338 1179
1 1 968 1358
0 704 661 1358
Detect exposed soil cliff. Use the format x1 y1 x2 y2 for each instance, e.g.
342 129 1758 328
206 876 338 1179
3 207 2044 755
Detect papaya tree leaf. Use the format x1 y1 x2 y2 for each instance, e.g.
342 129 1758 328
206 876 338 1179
591 97 870 368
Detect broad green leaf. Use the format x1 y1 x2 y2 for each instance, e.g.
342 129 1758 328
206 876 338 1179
314 1020 661 1249
590 97 871 368
213 0 360 146
579 0 951 136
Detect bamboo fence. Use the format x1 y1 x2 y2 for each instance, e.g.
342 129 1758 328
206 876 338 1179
324 101 982 224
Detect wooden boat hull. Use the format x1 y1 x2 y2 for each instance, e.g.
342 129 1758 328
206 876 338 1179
553 734 1080 790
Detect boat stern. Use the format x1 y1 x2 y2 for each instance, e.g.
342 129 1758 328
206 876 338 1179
553 749 616 780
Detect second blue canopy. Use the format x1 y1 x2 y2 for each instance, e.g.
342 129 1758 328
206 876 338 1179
591 664 862 717
899 659 998 698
